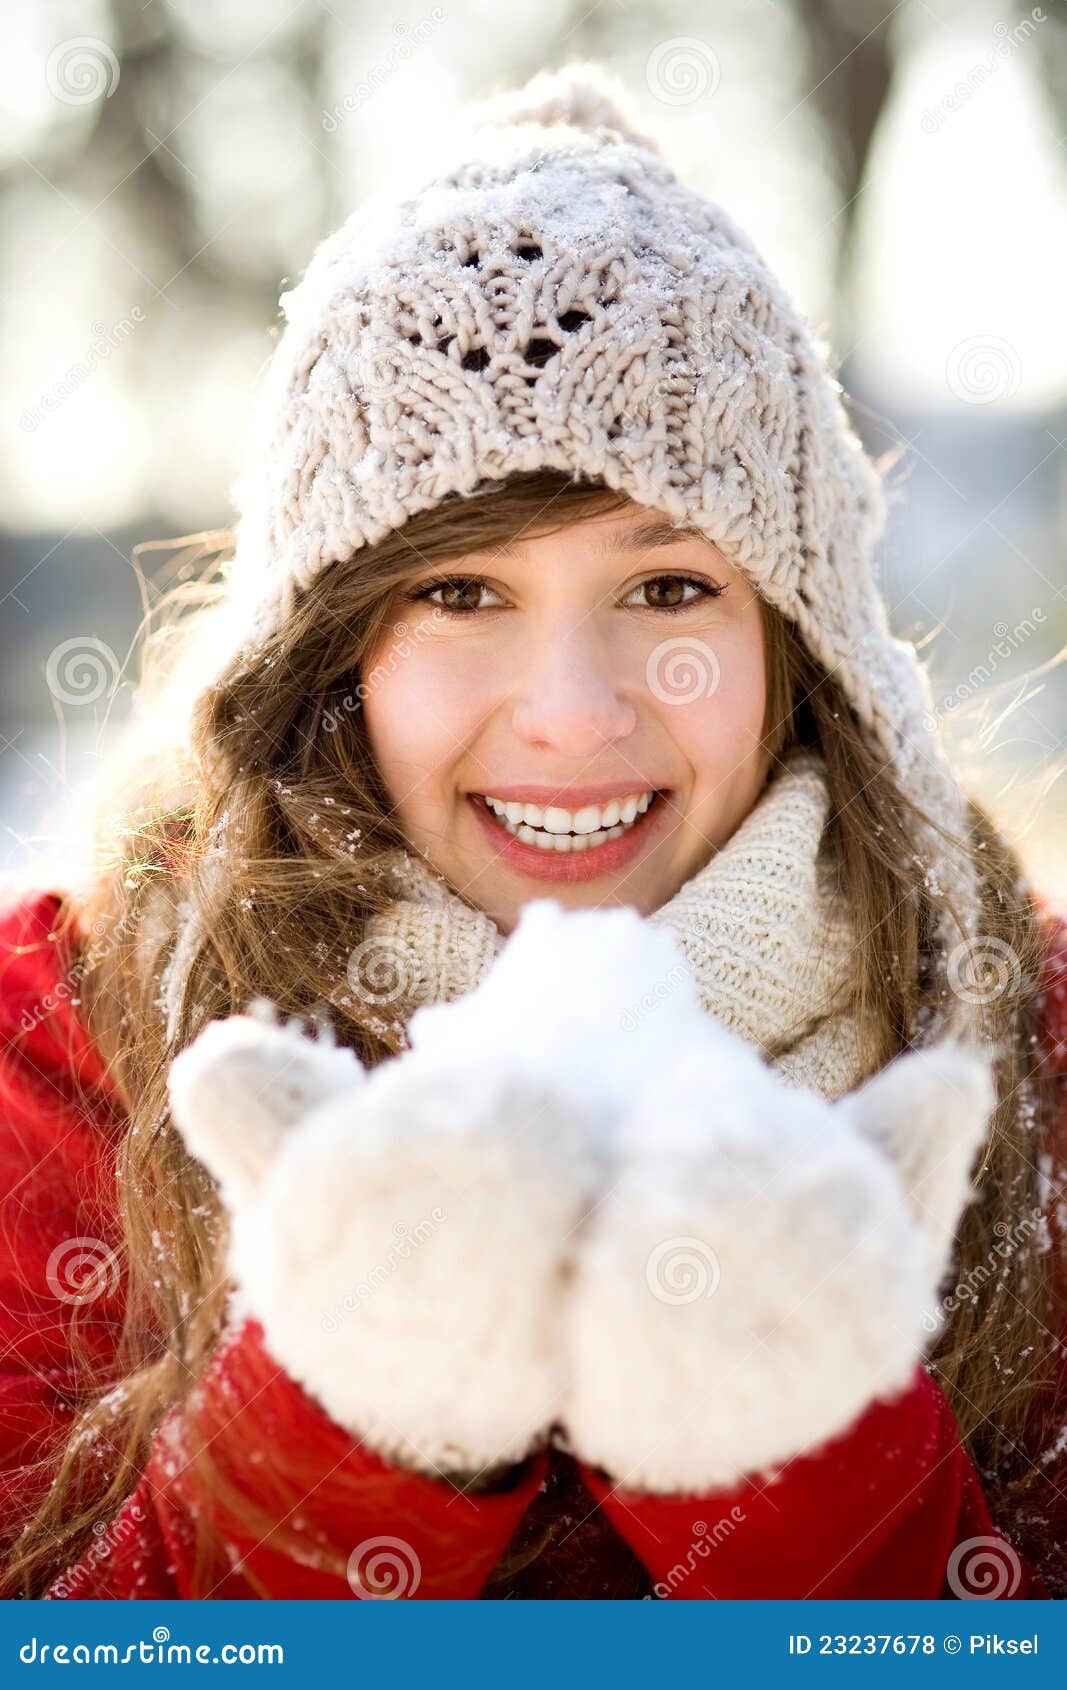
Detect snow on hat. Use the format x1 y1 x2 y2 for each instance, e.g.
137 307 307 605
223 61 980 958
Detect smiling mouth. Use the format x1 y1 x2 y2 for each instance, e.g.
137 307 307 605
473 789 665 853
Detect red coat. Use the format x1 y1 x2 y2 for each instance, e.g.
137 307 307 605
2 886 1066 1600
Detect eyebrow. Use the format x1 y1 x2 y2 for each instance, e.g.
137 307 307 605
490 517 706 561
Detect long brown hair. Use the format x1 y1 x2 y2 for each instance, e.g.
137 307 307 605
7 468 1067 1597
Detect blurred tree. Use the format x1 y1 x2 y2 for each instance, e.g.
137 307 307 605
793 0 895 301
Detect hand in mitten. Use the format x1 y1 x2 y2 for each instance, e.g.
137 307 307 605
558 989 995 1495
165 902 705 1480
166 983 603 1481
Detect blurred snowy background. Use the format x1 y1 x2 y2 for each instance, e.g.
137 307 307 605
2 0 1066 893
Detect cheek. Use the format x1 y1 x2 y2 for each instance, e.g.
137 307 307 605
361 644 488 800
646 616 767 766
704 643 766 753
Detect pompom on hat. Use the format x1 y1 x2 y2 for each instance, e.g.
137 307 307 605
221 62 982 970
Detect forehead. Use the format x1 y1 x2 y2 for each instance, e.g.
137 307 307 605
488 508 720 564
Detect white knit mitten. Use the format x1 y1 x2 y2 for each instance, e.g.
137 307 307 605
557 1015 995 1495
167 988 600 1480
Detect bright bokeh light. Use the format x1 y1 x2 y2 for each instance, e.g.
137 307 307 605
854 16 1067 410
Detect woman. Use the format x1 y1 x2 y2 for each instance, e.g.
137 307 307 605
2 64 1066 1600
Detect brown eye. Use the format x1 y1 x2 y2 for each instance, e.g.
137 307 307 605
642 576 688 608
436 580 485 612
629 574 722 611
417 577 503 614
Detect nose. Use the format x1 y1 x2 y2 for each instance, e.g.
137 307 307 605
510 624 637 757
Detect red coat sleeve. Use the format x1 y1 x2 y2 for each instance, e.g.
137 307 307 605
576 900 1067 1601
0 890 547 1600
48 1316 548 1599
576 1364 1051 1598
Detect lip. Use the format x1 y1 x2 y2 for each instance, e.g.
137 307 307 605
468 789 671 883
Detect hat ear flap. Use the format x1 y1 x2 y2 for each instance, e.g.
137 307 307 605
167 1008 365 1210
838 1040 996 1268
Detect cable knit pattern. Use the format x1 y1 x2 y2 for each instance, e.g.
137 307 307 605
215 61 979 955
352 751 877 1100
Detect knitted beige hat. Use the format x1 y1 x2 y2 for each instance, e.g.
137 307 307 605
222 61 979 953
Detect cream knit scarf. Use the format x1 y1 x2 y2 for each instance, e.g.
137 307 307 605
348 750 878 1101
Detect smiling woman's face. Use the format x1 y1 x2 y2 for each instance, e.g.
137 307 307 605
361 499 771 934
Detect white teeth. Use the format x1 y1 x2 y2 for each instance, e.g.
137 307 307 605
509 819 630 851
479 789 658 849
572 804 602 834
542 805 573 834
